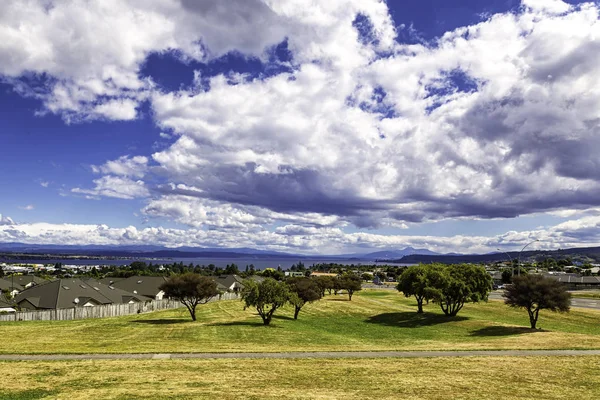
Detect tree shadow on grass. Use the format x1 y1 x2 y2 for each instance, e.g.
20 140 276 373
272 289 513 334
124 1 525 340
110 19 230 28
326 298 350 302
272 315 295 321
131 319 191 325
470 326 542 337
208 320 282 328
365 312 468 328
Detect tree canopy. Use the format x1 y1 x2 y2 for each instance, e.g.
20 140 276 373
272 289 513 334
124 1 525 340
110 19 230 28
241 278 290 325
159 273 220 321
287 277 322 319
337 273 362 301
427 264 492 316
396 264 436 313
503 274 571 329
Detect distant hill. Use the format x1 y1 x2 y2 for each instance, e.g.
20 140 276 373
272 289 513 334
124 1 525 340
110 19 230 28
0 243 304 259
339 247 440 260
396 246 600 264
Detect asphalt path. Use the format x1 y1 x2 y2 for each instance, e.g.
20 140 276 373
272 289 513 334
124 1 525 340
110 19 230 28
488 291 600 310
1 350 600 361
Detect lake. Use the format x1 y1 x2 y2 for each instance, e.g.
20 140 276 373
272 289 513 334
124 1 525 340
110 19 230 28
1 257 413 270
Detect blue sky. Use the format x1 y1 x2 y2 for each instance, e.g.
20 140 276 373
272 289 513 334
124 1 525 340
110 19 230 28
1 0 600 254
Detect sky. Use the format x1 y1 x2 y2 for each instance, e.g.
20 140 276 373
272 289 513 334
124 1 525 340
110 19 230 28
1 0 600 255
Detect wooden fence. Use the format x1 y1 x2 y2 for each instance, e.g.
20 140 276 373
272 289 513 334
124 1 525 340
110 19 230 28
0 292 240 322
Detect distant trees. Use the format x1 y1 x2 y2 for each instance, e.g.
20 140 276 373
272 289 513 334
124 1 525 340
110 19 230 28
0 266 4 278
396 265 435 313
503 274 571 329
241 278 290 325
287 277 322 319
337 273 362 301
159 274 220 321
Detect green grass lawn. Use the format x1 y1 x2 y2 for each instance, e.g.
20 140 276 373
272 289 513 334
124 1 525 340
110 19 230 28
0 289 599 354
1 356 600 399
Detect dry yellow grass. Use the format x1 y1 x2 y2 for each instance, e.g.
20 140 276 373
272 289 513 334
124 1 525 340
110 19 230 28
1 356 599 399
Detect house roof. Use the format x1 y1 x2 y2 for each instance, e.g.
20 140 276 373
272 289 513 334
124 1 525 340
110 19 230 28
214 275 245 290
13 278 150 309
109 276 169 298
0 279 24 292
6 275 49 286
96 277 126 286
84 278 153 303
546 274 600 284
0 297 15 309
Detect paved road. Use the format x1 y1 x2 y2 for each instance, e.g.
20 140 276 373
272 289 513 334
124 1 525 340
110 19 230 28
489 291 600 310
1 350 600 361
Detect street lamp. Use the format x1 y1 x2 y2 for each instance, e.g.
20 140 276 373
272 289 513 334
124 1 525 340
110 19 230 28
497 249 515 277
518 239 540 276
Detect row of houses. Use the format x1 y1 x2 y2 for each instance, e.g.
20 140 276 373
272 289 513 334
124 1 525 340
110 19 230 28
0 274 250 313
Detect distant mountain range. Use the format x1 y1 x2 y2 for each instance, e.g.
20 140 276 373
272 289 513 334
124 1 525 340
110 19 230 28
0 243 439 260
397 246 600 264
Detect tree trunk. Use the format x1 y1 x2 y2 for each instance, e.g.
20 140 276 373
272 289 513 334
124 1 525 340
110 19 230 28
416 296 423 313
528 308 538 329
348 291 353 301
294 306 301 320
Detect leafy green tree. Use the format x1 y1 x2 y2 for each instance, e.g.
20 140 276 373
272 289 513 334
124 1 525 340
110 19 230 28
428 264 492 317
313 276 335 296
337 273 362 301
241 278 290 325
260 268 285 281
501 268 512 284
396 265 436 313
159 274 220 321
361 273 373 282
287 277 322 319
503 274 571 329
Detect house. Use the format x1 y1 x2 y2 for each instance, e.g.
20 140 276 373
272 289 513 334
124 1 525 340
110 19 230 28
0 279 24 298
5 275 49 289
285 271 305 278
546 274 600 290
214 275 246 292
107 276 169 300
0 297 16 313
13 279 151 310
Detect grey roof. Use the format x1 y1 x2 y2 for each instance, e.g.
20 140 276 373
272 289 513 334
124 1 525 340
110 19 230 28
109 276 169 298
84 279 153 303
13 278 150 309
0 279 24 292
214 275 245 290
6 275 49 287
0 297 15 309
95 277 126 286
548 275 600 284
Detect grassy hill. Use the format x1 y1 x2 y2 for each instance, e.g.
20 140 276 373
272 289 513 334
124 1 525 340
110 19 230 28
1 290 600 354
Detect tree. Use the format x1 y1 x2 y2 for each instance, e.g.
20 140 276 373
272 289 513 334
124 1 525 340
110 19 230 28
396 265 436 313
159 274 219 321
287 277 322 319
241 278 290 325
313 276 335 296
501 268 512 284
503 274 571 329
337 273 362 301
0 266 4 278
428 264 492 317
